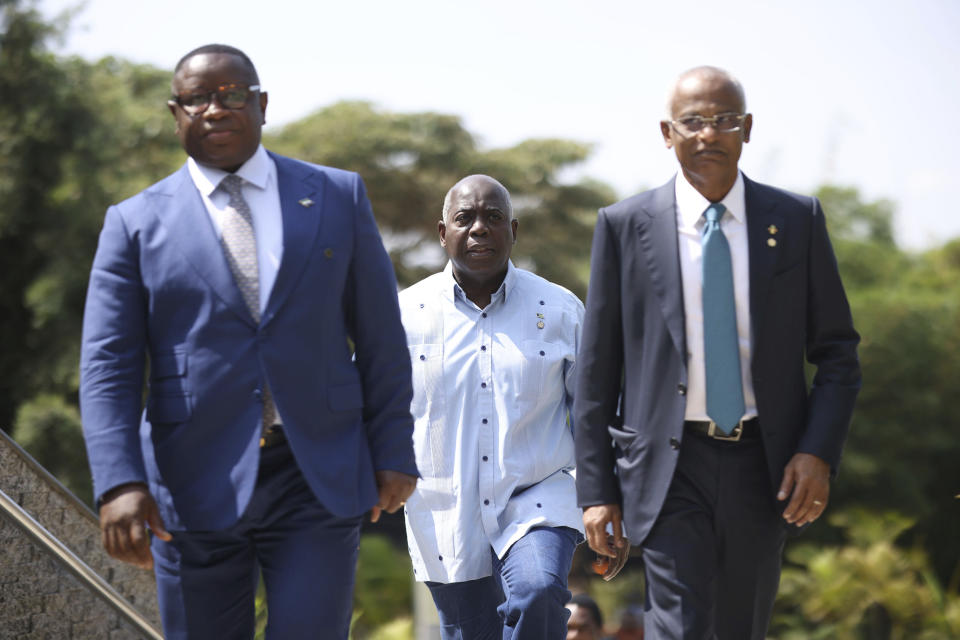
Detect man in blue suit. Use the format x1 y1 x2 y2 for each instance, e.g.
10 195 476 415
574 66 860 639
80 44 417 639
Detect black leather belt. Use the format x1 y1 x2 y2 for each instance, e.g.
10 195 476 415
685 417 759 442
260 425 286 448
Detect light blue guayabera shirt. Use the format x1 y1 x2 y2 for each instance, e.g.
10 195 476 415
399 261 585 584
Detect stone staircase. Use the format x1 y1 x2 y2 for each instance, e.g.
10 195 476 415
0 430 163 639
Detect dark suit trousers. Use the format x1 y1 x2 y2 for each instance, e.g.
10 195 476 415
150 441 363 640
640 429 787 640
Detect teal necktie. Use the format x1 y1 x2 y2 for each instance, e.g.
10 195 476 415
702 203 745 434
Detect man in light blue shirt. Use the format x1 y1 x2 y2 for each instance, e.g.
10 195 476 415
400 175 615 638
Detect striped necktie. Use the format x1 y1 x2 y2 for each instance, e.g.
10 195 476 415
219 174 278 430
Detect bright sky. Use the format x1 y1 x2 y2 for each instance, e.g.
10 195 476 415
39 0 960 249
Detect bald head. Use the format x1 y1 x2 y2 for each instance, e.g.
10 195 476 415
666 66 746 119
442 175 513 222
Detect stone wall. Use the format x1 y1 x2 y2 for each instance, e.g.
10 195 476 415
0 431 161 638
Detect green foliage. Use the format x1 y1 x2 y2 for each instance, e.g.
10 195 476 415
12 393 91 503
352 534 414 638
0 0 181 435
772 509 960 639
365 617 412 640
812 185 960 585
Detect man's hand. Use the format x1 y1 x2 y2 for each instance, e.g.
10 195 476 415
583 504 629 579
98 483 172 570
369 471 417 523
778 453 831 526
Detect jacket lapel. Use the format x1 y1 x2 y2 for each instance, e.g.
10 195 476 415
262 153 325 325
744 175 784 343
152 165 254 325
636 178 687 363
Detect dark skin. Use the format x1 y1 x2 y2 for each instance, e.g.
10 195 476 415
566 604 603 640
98 52 415 569
442 175 631 578
585 67 830 568
168 52 268 173
439 175 518 308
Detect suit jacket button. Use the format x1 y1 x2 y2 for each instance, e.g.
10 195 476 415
670 437 680 450
677 384 687 395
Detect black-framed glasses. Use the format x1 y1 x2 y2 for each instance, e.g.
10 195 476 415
170 83 261 115
669 113 748 137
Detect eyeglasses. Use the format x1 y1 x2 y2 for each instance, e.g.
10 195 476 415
668 113 748 137
170 84 261 115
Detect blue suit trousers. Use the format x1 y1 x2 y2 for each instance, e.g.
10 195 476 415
151 441 363 639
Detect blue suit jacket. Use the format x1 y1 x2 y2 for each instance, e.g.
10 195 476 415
80 152 416 531
573 175 861 545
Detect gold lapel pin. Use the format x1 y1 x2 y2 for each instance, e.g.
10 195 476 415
767 224 778 235
299 198 315 208
537 321 545 329
324 248 334 258
767 238 777 247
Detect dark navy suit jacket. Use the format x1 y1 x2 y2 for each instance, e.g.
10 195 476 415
80 152 416 531
573 175 861 545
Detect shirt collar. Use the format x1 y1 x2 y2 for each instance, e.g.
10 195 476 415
440 260 518 306
186 144 272 196
675 170 746 228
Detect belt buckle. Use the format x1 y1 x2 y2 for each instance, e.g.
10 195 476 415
707 420 743 442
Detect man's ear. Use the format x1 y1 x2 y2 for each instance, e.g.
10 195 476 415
660 121 674 149
167 101 180 133
511 218 518 244
438 220 447 247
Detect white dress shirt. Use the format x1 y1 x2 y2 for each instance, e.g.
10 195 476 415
187 145 284 425
399 261 585 583
675 171 758 421
187 144 283 315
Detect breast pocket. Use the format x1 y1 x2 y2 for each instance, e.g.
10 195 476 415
516 340 564 410
408 344 443 418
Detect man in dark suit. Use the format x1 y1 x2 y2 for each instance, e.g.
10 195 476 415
573 66 860 639
80 44 416 639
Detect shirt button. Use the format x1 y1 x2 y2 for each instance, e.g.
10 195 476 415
670 437 681 450
484 499 490 505
539 300 545 305
539 350 545 356
482 312 487 318
481 382 487 388
419 355 426 361
536 503 542 508
481 345 486 351
482 456 488 461
482 418 488 424
677 383 687 395
438 555 443 561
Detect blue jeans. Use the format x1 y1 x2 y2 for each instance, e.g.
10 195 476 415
426 526 579 640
